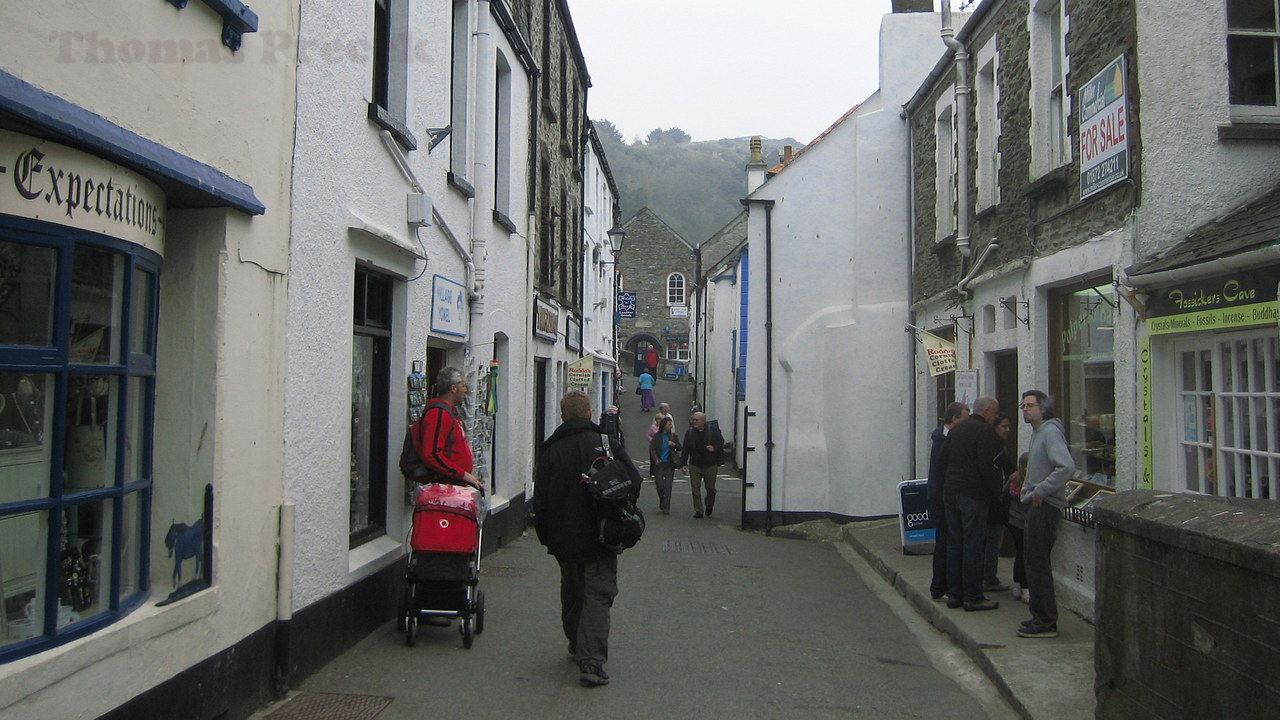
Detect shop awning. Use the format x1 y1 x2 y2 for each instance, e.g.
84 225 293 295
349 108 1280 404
1126 184 1280 284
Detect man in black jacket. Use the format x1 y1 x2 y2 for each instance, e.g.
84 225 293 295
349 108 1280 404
680 412 725 518
534 390 642 687
927 401 970 600
938 396 1004 612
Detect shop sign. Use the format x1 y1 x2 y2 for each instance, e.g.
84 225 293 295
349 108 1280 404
567 355 593 389
1146 268 1279 335
670 305 688 318
955 369 979 408
534 297 558 342
897 479 934 553
1079 55 1129 199
617 291 636 318
431 275 467 337
0 128 165 252
566 315 581 351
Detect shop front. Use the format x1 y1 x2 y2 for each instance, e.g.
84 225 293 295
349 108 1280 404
0 128 164 661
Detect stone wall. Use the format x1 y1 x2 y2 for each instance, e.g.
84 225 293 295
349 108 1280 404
1093 490 1280 719
910 0 1138 304
617 207 695 376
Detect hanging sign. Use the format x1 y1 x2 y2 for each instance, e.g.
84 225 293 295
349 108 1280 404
567 355 593 389
921 331 956 376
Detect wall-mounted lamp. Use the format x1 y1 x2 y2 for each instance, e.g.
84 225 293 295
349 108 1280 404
607 227 626 254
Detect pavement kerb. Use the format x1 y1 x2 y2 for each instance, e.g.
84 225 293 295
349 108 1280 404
835 519 1033 720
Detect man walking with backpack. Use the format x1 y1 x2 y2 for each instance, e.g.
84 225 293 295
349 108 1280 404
534 390 642 687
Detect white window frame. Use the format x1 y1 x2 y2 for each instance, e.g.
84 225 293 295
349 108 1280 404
666 272 686 306
934 88 957 242
450 0 472 182
1227 0 1280 119
1170 329 1280 499
976 37 1001 211
1028 0 1070 178
494 49 513 220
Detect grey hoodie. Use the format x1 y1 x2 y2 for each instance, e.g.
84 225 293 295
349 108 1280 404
1020 417 1075 508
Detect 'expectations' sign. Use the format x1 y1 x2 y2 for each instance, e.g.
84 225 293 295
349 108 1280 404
1079 55 1129 199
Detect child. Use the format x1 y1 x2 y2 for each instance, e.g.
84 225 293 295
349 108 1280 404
1006 452 1031 603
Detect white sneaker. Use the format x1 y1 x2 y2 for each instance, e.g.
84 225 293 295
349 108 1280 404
1021 591 1031 605
1011 584 1023 600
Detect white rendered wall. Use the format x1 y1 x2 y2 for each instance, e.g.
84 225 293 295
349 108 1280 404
1133 0 1280 260
741 13 948 519
287 0 532 608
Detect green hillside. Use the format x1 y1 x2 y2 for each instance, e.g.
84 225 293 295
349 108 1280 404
594 120 801 245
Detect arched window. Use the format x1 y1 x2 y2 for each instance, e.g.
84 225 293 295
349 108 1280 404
666 272 686 306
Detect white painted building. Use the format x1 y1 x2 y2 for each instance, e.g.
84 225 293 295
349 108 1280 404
582 124 623 411
285 0 537 675
736 11 951 528
0 1 298 716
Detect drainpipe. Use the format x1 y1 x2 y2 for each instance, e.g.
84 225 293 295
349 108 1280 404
957 237 1000 297
272 502 295 698
470 2 495 317
740 196 775 534
942 2 972 259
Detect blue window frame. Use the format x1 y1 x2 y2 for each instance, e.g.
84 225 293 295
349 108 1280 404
0 214 157 663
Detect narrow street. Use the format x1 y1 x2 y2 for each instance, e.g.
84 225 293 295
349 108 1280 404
263 378 1014 719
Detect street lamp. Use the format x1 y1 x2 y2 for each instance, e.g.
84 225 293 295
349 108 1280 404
605 226 626 381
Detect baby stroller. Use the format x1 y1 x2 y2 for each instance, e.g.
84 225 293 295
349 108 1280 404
399 482 486 648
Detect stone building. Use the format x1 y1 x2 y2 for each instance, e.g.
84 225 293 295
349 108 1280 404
616 207 696 379
906 0 1280 620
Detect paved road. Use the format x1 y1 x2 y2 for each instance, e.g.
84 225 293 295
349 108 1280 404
278 506 1007 717
266 379 1012 718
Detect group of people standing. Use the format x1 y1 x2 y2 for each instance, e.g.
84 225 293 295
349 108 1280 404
927 390 1074 639
646 407 725 517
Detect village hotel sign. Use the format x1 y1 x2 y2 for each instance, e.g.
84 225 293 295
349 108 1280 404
0 128 165 252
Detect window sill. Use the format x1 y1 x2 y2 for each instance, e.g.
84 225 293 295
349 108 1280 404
348 535 401 576
448 172 476 199
492 209 517 234
0 585 221 708
1218 120 1280 140
368 103 418 151
1024 165 1070 198
541 103 558 124
931 232 957 253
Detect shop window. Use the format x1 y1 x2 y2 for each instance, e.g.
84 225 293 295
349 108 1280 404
0 222 157 662
1227 0 1280 114
1175 331 1280 499
351 267 392 547
932 326 957 424
1050 280 1116 486
666 339 690 362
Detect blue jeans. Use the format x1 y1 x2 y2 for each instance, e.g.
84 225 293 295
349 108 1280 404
945 493 989 604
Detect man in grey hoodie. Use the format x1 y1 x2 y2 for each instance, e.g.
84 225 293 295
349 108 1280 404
1017 389 1074 638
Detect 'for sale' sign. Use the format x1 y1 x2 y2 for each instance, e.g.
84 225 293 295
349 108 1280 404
1079 55 1129 199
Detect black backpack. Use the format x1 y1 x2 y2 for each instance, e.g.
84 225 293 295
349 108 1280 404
581 433 645 553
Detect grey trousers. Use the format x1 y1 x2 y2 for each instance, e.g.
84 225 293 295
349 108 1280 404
1024 503 1060 626
689 463 718 514
558 556 619 666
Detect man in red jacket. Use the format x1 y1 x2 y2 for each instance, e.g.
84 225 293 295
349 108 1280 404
413 366 479 490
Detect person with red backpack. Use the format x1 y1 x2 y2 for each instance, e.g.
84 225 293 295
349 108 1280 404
412 367 479 491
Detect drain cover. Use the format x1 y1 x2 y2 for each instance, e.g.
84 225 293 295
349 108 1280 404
661 540 735 554
263 692 392 720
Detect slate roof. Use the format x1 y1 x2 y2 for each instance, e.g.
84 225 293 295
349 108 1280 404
1128 184 1280 275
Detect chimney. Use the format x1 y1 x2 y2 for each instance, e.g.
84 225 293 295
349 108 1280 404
746 136 767 194
891 0 933 12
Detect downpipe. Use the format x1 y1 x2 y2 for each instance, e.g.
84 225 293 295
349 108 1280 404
273 502 295 698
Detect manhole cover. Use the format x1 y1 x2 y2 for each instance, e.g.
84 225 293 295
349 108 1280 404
661 540 735 554
263 692 392 720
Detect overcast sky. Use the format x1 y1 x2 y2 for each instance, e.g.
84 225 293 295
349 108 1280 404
565 0 904 143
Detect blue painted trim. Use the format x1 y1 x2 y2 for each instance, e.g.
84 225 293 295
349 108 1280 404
0 70 265 215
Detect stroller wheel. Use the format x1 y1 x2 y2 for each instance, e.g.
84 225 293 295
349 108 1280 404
461 617 475 649
475 590 486 634
406 616 417 647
